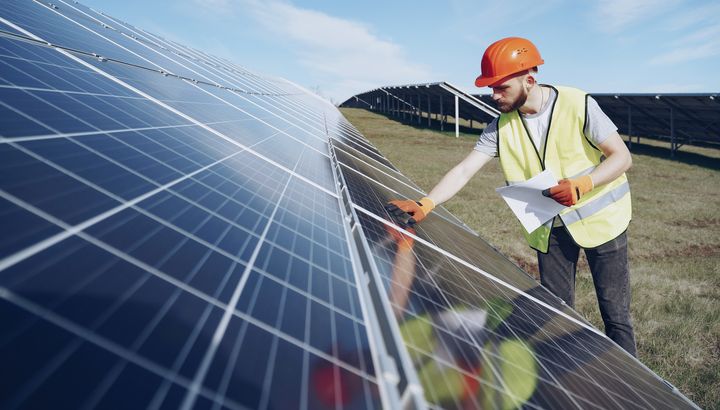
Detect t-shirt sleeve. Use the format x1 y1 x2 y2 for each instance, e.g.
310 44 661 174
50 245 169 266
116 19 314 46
474 117 499 157
584 96 618 146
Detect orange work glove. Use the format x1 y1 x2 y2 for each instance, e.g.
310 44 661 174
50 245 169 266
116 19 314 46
384 197 435 226
542 175 594 206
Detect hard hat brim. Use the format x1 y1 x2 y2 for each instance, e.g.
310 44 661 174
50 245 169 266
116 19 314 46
475 74 504 88
475 72 517 88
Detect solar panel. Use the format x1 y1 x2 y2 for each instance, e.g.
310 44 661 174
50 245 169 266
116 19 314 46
339 82 498 139
0 1 699 409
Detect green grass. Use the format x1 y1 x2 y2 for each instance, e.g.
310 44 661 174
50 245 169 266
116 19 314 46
340 107 720 409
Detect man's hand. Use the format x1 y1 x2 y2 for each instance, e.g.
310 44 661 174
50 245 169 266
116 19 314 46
542 175 593 206
385 197 436 226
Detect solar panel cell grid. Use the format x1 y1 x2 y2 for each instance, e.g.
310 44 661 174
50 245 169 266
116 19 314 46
0 236 227 394
3 1 153 68
0 46 196 137
331 137 418 188
334 146 473 231
1 143 122 224
332 134 395 168
0 196 63 259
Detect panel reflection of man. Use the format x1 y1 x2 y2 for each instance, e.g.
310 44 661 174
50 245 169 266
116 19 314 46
383 223 537 410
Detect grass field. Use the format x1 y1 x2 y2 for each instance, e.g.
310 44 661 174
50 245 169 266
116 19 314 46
340 107 720 409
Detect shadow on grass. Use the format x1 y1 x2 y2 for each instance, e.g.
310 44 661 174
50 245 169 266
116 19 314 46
370 110 485 136
354 108 720 170
628 142 720 170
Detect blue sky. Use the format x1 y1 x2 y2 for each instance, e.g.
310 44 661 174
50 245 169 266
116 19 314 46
80 0 720 104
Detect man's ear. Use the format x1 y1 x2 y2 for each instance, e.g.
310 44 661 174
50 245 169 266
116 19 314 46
523 73 535 92
525 72 536 87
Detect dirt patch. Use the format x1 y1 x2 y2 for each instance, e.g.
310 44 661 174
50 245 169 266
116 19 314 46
511 257 539 278
669 218 720 228
672 244 719 258
632 243 720 260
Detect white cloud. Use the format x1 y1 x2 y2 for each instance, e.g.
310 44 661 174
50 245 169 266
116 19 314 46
650 36 720 65
191 0 236 14
453 0 562 45
664 2 720 31
649 5 720 65
192 0 432 102
590 0 679 32
589 0 720 67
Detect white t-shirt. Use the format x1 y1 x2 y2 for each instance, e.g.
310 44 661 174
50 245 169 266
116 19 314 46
474 86 618 157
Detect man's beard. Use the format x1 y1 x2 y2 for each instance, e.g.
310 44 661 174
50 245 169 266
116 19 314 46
496 88 528 113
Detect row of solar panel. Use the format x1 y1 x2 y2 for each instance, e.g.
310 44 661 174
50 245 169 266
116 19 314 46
1 1 697 409
1 1 390 409
341 84 719 152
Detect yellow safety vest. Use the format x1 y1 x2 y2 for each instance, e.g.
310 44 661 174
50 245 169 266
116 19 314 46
497 85 631 253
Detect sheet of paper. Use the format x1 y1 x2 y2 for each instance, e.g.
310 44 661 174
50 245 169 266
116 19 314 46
495 170 567 233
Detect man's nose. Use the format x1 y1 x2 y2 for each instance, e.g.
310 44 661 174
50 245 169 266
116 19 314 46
492 92 501 101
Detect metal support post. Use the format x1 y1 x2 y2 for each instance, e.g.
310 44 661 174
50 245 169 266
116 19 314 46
670 107 675 158
410 96 414 122
427 95 431 127
412 95 416 123
627 106 633 149
454 94 460 138
440 97 444 131
417 95 421 125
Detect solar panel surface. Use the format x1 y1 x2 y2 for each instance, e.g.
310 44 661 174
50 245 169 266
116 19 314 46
0 1 699 409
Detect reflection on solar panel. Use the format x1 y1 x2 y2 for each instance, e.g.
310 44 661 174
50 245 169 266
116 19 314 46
0 2 699 409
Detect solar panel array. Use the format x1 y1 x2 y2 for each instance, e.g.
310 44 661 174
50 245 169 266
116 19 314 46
476 92 720 155
0 1 699 409
343 84 719 157
339 82 497 135
591 93 720 153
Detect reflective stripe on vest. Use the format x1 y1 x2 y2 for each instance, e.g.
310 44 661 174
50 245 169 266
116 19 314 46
560 181 630 225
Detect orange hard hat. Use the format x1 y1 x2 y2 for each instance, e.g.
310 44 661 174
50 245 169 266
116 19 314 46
474 37 544 87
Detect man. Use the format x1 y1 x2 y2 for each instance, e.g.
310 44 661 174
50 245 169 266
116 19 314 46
386 37 637 356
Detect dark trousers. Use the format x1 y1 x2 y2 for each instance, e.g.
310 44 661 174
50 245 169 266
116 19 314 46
537 227 637 356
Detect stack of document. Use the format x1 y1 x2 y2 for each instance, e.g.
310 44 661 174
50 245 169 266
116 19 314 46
495 170 567 233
